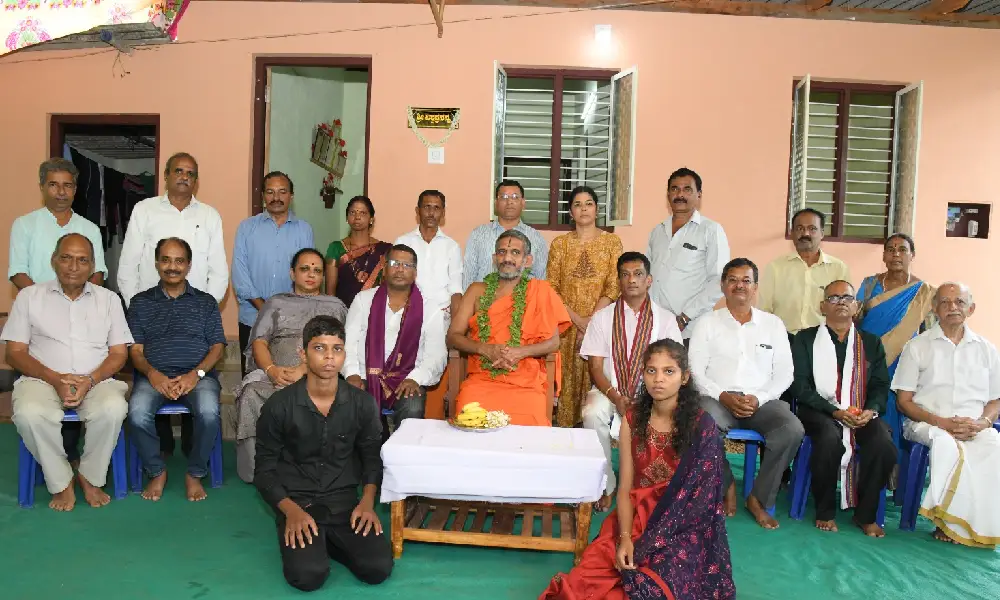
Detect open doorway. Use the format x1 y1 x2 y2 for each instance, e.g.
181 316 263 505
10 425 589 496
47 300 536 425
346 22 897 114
251 57 371 256
49 114 160 294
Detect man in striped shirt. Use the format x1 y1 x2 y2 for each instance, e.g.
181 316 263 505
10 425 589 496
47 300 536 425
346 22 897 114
125 237 226 502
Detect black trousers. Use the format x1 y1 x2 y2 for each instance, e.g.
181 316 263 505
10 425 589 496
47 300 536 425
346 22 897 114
276 504 393 592
798 405 896 524
239 322 252 376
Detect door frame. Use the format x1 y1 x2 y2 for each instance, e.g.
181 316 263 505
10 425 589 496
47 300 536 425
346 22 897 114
50 113 161 193
250 55 373 215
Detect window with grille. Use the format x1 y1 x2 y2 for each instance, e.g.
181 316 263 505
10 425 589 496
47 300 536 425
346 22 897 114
491 64 637 230
787 77 923 242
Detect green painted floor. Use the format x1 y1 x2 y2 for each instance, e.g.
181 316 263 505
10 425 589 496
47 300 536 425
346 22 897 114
0 423 996 599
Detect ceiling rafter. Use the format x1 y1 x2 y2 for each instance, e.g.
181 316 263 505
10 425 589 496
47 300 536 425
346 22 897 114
921 0 973 13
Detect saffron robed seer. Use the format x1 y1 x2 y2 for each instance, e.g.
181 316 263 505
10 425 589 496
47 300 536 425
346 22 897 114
448 230 571 427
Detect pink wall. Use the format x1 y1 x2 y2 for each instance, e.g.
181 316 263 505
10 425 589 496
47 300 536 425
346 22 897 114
3 3 1000 338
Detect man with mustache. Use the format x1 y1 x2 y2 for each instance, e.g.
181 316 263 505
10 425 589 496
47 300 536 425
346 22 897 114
892 282 1000 549
449 230 571 426
118 152 228 458
2 233 131 511
125 237 226 502
579 251 683 512
343 244 447 435
647 167 730 339
689 258 802 529
462 179 548 289
9 158 107 291
232 171 314 374
789 280 895 538
758 208 851 337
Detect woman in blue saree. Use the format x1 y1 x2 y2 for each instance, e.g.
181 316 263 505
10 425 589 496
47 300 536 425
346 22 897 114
856 233 935 463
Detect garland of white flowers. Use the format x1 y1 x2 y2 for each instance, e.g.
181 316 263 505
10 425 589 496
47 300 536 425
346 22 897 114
406 106 461 148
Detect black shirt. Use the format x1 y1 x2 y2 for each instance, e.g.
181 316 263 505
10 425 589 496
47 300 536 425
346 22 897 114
254 378 383 514
790 325 890 416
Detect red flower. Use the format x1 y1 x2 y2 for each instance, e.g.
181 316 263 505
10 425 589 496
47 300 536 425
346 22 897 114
338 139 346 147
340 151 347 158
334 119 342 126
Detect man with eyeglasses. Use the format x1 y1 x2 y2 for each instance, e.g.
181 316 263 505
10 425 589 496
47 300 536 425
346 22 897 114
758 208 851 337
891 282 1000 549
647 167 730 339
462 179 548 289
789 280 895 538
689 258 801 530
232 171 314 375
117 152 229 459
343 244 447 435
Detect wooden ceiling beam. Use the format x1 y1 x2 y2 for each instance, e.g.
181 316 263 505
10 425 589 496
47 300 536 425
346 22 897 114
206 0 1000 29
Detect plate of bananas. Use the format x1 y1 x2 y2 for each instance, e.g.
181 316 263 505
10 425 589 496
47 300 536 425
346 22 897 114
448 402 511 432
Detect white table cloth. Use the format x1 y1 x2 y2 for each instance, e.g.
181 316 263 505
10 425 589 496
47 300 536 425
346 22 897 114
380 419 607 504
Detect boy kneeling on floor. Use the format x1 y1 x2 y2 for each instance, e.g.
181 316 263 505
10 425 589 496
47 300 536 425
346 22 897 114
254 315 392 591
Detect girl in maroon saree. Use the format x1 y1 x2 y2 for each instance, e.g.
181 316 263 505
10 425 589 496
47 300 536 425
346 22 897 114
541 339 735 600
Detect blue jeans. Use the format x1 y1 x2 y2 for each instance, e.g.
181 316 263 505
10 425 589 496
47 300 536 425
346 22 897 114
128 374 221 479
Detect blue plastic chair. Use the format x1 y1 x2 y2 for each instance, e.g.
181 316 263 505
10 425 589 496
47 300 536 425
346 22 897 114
899 420 1000 531
787 436 886 527
17 409 128 508
725 428 776 517
127 402 223 492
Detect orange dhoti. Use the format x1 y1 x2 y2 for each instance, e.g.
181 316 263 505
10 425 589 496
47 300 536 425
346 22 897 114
454 279 571 426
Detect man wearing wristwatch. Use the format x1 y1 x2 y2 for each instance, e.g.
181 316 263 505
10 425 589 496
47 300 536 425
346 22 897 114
892 282 1000 549
2 233 132 511
126 237 226 502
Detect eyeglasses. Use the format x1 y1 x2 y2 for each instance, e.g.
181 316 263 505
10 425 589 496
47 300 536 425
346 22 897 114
387 259 416 270
824 294 855 305
498 193 522 201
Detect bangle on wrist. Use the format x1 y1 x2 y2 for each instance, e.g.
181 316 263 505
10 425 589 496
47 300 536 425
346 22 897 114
605 385 615 397
265 365 276 374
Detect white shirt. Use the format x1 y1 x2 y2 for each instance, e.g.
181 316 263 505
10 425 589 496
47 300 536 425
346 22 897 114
688 306 793 405
343 286 447 387
394 227 463 312
579 298 683 385
646 211 729 338
891 324 1000 423
117 195 229 306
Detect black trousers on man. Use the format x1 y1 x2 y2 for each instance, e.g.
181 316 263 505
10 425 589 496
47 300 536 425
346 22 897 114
239 322 253 376
276 504 393 592
797 405 896 524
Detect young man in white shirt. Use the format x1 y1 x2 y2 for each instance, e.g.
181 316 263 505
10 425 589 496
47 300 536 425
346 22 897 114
892 282 1000 549
117 152 229 306
689 257 802 530
646 168 730 338
343 245 447 434
579 251 683 512
394 190 462 319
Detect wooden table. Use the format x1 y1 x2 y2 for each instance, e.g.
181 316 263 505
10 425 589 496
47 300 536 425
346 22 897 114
390 497 592 565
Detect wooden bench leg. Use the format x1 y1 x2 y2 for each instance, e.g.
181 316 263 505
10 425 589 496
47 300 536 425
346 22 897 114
391 500 405 559
574 503 592 565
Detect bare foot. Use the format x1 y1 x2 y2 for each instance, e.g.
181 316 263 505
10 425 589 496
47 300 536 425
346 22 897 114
49 481 76 511
854 518 885 538
815 519 838 532
77 473 111 508
594 492 613 512
932 527 959 545
185 474 208 502
724 483 737 517
746 496 779 529
142 471 168 501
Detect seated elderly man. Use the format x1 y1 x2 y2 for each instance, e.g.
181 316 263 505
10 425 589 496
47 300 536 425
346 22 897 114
790 280 896 537
448 230 570 426
343 244 447 435
1 233 131 510
126 237 226 502
892 282 1000 549
688 257 802 529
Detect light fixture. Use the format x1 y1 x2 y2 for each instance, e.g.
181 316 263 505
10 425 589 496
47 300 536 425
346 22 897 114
594 24 612 45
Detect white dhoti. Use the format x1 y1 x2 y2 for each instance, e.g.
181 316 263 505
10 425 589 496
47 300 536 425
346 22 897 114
581 387 622 496
906 421 1000 548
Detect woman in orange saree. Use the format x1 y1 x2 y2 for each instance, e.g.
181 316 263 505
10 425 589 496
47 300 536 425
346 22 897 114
540 339 734 600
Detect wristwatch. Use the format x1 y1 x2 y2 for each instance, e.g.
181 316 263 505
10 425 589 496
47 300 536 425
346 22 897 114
197 370 206 379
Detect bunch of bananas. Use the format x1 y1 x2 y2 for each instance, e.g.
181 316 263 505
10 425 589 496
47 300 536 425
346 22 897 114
455 402 488 427
455 403 511 429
